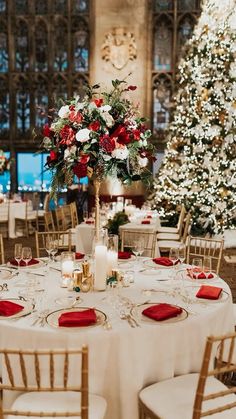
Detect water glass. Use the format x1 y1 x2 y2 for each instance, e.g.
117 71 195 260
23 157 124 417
45 236 53 262
178 244 186 264
203 256 212 275
14 243 22 269
22 247 32 268
191 258 203 279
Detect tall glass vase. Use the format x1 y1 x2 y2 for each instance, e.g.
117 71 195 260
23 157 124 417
94 179 101 240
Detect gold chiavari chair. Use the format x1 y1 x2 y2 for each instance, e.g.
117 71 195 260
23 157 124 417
55 207 66 231
0 346 107 419
139 332 236 419
62 204 73 230
0 200 9 238
44 210 55 232
157 212 192 254
0 233 5 264
120 229 157 258
35 230 72 258
186 236 224 275
70 202 79 228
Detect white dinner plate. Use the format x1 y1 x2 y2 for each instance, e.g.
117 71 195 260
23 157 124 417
0 268 16 280
7 259 45 269
131 302 188 324
0 298 34 319
46 306 107 330
185 285 229 303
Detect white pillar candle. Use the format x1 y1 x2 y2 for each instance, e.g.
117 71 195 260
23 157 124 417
94 244 107 291
107 250 118 276
61 260 74 288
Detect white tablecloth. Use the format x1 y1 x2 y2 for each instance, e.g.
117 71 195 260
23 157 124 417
0 261 234 419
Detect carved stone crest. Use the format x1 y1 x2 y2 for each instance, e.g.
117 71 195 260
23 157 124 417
101 27 137 70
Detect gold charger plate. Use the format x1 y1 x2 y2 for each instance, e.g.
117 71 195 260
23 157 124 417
0 298 34 320
46 306 107 330
131 302 188 324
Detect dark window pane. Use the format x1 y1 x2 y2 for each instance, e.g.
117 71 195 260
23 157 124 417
35 77 48 127
178 0 196 10
0 79 9 133
35 0 48 14
154 21 172 71
15 0 28 14
74 26 89 71
15 21 29 71
16 89 30 133
0 1 6 13
52 75 68 101
73 0 89 13
178 17 194 54
0 31 8 72
54 20 68 71
154 0 172 12
35 23 48 71
0 151 10 193
73 75 88 99
54 0 67 14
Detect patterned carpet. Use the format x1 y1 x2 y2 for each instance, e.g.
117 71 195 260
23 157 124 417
3 235 236 303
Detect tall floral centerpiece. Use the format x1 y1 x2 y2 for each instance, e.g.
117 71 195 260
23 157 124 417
40 79 155 237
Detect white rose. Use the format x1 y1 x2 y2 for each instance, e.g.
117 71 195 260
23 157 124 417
100 105 112 112
58 105 70 119
75 128 91 142
102 112 114 127
138 157 148 167
64 145 77 160
112 146 129 160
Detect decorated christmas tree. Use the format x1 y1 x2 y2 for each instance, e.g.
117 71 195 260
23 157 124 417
150 2 236 235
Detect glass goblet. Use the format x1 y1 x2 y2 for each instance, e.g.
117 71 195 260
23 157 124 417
14 243 22 270
22 247 32 268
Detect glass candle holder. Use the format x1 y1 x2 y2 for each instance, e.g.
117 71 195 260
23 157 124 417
107 234 118 277
61 252 75 288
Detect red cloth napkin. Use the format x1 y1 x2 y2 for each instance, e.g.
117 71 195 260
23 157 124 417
0 300 24 316
75 252 85 260
142 303 182 321
9 258 39 267
118 251 132 259
141 220 150 224
85 220 94 224
188 269 214 279
196 285 222 300
147 215 152 219
152 257 179 267
58 309 97 327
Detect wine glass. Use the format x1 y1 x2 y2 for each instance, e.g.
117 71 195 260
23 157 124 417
132 238 145 262
14 243 22 270
178 244 186 267
51 238 59 262
191 258 203 279
169 248 179 280
203 256 212 277
45 236 53 263
83 210 88 223
22 247 32 268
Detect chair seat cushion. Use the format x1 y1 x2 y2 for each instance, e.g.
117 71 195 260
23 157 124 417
156 232 180 240
157 226 179 233
139 373 236 419
10 391 107 419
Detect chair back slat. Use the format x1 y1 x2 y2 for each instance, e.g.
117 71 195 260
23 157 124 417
50 352 54 389
35 230 72 258
64 352 69 388
34 352 41 389
70 202 79 228
4 352 14 386
0 234 5 264
19 352 28 387
44 211 55 231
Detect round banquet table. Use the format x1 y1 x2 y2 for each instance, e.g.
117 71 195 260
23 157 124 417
0 259 235 419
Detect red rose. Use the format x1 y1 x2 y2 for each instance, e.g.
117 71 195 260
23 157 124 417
79 154 90 164
69 111 83 124
69 105 75 111
111 125 130 145
73 163 88 179
99 135 115 153
50 150 58 161
43 124 52 138
93 98 103 107
133 129 141 140
59 125 75 145
89 121 100 131
127 85 137 91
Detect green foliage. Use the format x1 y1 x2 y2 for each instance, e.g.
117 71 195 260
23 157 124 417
106 211 129 235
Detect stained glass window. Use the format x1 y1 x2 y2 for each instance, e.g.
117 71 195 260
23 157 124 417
178 0 196 10
73 0 89 13
15 20 29 71
15 0 28 14
153 76 172 133
73 75 89 99
0 31 8 72
154 20 172 71
52 75 68 102
0 1 6 13
154 0 172 12
35 22 48 71
54 0 67 14
73 19 89 72
35 0 47 14
16 80 30 134
178 16 194 53
54 19 68 71
0 78 9 134
35 76 48 127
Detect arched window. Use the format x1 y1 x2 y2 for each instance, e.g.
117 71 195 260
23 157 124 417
1 0 90 191
152 0 201 146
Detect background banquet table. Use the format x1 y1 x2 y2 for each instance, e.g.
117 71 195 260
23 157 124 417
0 201 33 238
0 259 234 419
